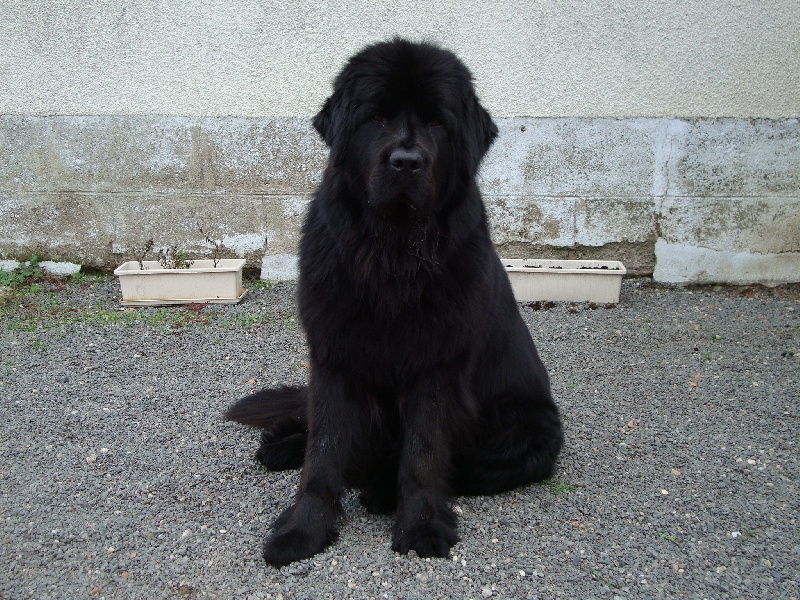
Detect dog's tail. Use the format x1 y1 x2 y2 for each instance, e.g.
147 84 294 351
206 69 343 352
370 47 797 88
224 385 308 428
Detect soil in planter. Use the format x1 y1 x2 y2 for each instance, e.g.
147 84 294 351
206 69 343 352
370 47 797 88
566 302 617 313
524 301 616 313
579 265 621 270
526 300 557 311
506 264 622 271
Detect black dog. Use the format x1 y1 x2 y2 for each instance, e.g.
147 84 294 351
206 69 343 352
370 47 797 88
226 38 562 567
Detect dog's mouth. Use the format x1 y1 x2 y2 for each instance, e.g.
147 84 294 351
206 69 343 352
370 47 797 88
371 195 425 221
368 176 434 218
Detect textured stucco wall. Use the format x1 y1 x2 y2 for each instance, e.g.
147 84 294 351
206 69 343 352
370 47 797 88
1 2 799 284
2 1 798 118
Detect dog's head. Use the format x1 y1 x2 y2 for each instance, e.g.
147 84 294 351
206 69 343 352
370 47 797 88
313 38 498 217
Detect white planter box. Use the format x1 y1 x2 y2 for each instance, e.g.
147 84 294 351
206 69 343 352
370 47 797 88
503 259 626 304
114 259 246 306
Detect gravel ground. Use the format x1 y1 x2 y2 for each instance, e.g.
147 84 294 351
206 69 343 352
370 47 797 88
1 274 798 600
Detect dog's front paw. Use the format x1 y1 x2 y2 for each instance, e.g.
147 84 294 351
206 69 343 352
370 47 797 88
262 503 338 567
262 525 333 567
391 518 459 558
262 520 338 567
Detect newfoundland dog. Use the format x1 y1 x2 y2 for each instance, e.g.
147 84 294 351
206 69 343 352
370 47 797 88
226 38 562 567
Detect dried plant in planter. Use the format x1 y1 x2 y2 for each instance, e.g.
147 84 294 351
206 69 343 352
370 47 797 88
198 224 223 268
129 225 223 270
157 245 194 269
133 240 155 270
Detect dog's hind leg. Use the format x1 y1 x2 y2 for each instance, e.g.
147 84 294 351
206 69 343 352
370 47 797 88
451 399 563 496
225 386 308 470
256 423 307 470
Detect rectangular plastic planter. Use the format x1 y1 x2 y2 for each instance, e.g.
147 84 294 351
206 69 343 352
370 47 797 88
114 259 246 306
503 259 626 304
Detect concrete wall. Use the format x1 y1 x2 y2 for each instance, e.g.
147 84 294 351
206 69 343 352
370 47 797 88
1 1 799 284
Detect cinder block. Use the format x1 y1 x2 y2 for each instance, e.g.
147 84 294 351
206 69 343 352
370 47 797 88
264 196 309 256
665 119 800 198
485 196 575 247
0 116 325 195
0 190 115 265
481 118 659 198
657 197 800 255
574 197 656 246
654 239 800 285
110 192 270 262
261 254 300 281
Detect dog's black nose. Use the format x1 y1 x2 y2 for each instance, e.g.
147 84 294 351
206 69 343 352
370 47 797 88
389 148 423 172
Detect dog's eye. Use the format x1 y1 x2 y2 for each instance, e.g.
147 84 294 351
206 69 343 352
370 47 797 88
372 114 385 124
429 119 442 127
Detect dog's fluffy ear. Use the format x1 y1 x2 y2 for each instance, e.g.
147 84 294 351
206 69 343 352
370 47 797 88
474 100 499 158
461 94 498 175
313 83 354 166
312 94 337 147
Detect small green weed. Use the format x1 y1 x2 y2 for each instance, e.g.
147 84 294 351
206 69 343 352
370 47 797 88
250 278 273 291
540 480 576 493
0 256 43 288
7 316 40 332
80 308 139 326
68 271 92 285
224 313 269 329
737 529 757 540
591 569 616 588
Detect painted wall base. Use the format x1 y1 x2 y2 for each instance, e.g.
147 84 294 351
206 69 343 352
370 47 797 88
653 240 800 286
261 254 300 282
1 116 798 285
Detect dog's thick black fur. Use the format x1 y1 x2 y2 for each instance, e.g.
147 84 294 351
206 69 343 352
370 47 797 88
226 38 563 567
